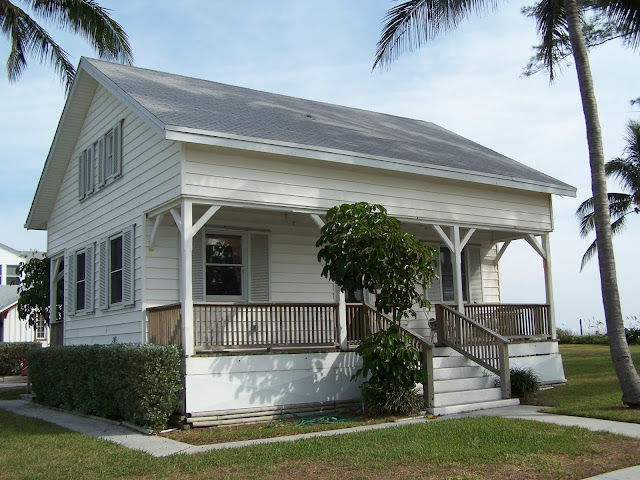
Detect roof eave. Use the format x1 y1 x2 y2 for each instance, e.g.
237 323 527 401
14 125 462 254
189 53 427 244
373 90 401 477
165 126 577 198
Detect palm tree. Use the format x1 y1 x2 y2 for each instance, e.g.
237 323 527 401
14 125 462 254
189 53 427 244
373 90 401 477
0 0 132 91
577 120 640 270
374 0 640 407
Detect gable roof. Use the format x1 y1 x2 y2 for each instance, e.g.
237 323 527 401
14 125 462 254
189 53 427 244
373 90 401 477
0 285 19 314
26 57 576 230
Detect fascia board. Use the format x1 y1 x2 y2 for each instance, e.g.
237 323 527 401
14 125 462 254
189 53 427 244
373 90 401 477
165 126 577 198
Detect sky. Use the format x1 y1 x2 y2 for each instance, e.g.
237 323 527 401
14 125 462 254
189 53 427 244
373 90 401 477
0 0 638 333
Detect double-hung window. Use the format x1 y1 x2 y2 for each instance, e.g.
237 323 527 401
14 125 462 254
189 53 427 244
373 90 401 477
65 245 94 315
35 316 46 340
425 246 473 304
98 225 135 309
205 234 244 298
6 265 20 286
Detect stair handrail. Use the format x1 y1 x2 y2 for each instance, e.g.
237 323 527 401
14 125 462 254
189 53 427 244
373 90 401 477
362 304 435 408
436 304 511 399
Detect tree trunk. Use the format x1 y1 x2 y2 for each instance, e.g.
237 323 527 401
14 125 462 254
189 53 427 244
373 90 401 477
564 0 640 406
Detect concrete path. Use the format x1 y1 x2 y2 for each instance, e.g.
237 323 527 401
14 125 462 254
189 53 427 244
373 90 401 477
0 400 639 479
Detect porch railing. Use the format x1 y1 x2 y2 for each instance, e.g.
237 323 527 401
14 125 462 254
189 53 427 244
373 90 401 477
462 304 551 339
193 303 339 351
148 303 182 346
436 304 511 398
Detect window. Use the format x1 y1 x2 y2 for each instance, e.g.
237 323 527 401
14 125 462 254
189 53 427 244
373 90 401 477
194 231 269 302
99 121 122 186
110 235 123 304
205 234 243 297
78 146 94 199
439 247 469 303
35 316 46 340
65 245 94 316
6 265 19 285
98 225 134 309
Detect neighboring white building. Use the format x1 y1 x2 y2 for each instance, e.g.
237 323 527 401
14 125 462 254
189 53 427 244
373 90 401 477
25 58 575 422
0 242 48 345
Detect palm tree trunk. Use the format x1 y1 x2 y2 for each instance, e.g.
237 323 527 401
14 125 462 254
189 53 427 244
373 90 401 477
564 0 640 406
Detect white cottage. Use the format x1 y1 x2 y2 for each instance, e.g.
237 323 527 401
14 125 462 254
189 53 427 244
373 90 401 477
26 58 575 423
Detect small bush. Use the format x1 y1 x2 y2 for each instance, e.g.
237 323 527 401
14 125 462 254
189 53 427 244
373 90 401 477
510 367 540 399
0 342 41 376
625 327 640 345
555 328 574 344
361 383 423 416
555 329 609 345
28 343 182 430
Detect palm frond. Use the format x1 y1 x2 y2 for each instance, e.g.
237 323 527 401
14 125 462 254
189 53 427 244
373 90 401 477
597 0 640 49
1 1 74 87
530 0 570 81
29 0 133 65
374 0 499 70
576 192 632 236
579 214 630 270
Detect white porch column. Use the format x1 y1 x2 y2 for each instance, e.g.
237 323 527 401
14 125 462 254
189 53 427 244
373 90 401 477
179 199 195 357
542 233 557 339
311 213 348 349
451 226 465 313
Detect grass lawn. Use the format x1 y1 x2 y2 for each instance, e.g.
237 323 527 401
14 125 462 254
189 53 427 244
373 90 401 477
526 344 640 423
1 409 640 480
0 387 25 401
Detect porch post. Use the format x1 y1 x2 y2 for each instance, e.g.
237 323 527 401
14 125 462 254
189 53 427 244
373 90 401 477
542 233 557 339
337 289 348 350
180 199 195 357
451 226 465 313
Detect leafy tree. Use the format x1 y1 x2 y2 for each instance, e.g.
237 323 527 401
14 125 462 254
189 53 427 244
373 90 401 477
0 0 133 91
316 202 438 320
577 120 640 269
17 255 60 329
373 0 640 406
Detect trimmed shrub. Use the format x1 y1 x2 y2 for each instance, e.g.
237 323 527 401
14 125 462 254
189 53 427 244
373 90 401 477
361 383 423 416
27 343 182 430
510 367 540 399
0 342 41 376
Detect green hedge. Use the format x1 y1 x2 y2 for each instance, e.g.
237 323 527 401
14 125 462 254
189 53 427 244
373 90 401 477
27 344 182 430
0 342 42 376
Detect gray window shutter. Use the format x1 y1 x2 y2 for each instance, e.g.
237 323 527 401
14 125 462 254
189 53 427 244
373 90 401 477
84 244 94 312
113 121 122 178
98 238 108 310
98 137 105 186
78 155 84 199
249 233 269 302
65 253 75 316
468 246 483 303
122 225 135 306
192 230 204 301
86 148 94 194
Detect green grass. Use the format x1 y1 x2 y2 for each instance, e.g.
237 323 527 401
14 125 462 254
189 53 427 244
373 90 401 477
1 409 639 479
0 387 25 400
526 344 640 423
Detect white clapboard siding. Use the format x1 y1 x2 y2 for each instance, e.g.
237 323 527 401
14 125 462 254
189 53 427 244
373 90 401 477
47 84 181 344
482 245 501 303
468 246 483 303
184 146 553 232
146 224 180 306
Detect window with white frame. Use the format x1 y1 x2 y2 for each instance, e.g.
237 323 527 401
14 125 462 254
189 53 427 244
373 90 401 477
6 265 20 286
99 121 122 186
205 234 244 297
194 230 269 302
65 245 94 316
78 146 94 199
35 316 46 340
98 225 134 309
425 246 471 304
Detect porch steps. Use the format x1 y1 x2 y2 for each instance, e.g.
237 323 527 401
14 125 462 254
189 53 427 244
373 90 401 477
428 347 519 416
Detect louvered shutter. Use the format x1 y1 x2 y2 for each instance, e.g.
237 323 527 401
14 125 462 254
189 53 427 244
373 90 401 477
78 155 84 199
192 230 204 301
122 225 135 306
98 238 108 310
98 138 105 186
468 246 483 303
66 253 75 316
249 234 269 302
113 121 122 178
425 247 443 303
85 244 94 312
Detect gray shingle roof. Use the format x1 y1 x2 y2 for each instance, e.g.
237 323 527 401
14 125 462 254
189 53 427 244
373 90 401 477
0 285 19 313
85 58 573 193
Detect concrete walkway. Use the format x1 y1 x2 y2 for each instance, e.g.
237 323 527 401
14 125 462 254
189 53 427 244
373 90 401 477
0 400 638 479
